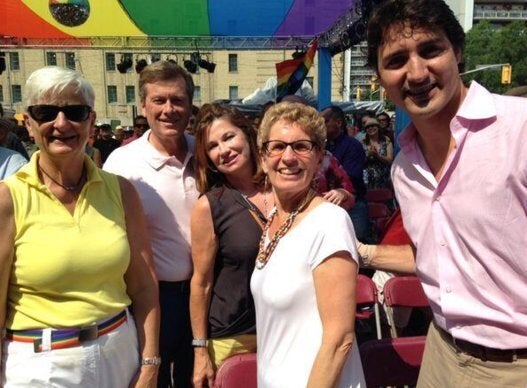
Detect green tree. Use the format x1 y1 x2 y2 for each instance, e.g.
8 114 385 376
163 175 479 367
464 21 527 93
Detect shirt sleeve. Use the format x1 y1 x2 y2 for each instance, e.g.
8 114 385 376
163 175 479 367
307 204 359 270
340 138 365 182
4 153 28 178
328 155 355 193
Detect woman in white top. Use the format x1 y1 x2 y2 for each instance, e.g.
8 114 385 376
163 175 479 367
251 102 365 388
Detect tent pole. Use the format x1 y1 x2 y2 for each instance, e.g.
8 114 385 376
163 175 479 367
317 48 332 111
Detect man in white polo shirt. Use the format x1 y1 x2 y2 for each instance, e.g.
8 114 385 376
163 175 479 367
104 61 198 387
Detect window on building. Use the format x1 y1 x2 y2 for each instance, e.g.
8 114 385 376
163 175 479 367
228 54 238 72
0 85 3 102
107 85 118 103
125 85 135 104
193 86 201 102
65 52 76 70
9 52 20 71
106 53 116 71
151 53 161 63
12 85 22 103
229 86 239 100
46 52 57 66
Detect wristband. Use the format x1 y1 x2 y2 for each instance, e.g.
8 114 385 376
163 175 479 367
357 242 377 267
141 356 162 366
191 338 209 347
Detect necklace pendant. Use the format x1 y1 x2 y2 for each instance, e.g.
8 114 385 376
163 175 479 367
255 259 266 270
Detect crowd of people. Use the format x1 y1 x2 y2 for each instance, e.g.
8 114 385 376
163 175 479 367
0 0 526 387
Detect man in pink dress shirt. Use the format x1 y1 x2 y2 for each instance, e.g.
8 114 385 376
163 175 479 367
360 0 527 386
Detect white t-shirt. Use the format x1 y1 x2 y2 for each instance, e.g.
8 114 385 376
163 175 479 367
103 130 199 281
251 202 365 388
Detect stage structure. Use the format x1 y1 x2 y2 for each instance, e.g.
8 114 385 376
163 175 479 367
0 0 384 107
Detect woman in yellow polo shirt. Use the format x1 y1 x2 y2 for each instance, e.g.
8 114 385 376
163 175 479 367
0 66 160 387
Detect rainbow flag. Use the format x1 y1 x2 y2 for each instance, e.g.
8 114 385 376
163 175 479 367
276 39 318 99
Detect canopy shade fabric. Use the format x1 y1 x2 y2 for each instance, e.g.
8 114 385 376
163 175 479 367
1 0 356 40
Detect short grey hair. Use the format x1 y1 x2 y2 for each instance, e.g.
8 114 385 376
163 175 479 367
25 66 95 108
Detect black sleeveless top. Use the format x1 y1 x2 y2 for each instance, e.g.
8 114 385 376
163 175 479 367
205 186 265 338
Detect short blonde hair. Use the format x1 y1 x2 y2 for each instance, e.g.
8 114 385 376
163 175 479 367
258 102 326 151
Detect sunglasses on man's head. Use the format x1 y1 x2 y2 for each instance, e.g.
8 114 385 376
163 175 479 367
27 105 92 123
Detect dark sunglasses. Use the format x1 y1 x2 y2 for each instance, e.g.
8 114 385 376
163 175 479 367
365 124 379 130
27 105 92 122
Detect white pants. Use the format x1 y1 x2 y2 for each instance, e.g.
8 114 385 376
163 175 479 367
2 312 139 388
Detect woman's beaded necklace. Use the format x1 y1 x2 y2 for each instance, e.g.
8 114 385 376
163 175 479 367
255 189 316 270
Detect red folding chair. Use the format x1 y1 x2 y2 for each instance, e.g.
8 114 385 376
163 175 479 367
214 352 257 388
356 274 382 339
383 276 430 338
359 336 426 388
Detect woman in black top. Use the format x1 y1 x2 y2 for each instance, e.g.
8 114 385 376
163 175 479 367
190 104 270 387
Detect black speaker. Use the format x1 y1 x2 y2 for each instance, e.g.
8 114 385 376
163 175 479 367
135 59 148 73
116 57 133 73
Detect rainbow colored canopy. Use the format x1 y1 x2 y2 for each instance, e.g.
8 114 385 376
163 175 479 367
1 0 356 40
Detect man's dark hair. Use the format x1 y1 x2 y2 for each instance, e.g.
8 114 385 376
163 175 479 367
324 105 347 132
366 0 465 72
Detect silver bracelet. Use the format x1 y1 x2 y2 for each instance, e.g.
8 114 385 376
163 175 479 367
191 338 209 347
141 356 162 366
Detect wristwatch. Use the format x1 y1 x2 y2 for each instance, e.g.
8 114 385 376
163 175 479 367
191 338 209 347
141 356 162 366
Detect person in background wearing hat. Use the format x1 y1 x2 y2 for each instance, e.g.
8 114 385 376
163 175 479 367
360 116 393 189
93 123 120 164
114 125 125 144
122 116 149 146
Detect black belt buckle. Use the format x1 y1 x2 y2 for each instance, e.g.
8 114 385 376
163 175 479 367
78 324 98 342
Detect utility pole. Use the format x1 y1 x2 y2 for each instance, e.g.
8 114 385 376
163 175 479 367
343 49 351 101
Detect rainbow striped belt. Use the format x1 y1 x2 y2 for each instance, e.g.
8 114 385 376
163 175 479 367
5 310 127 353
